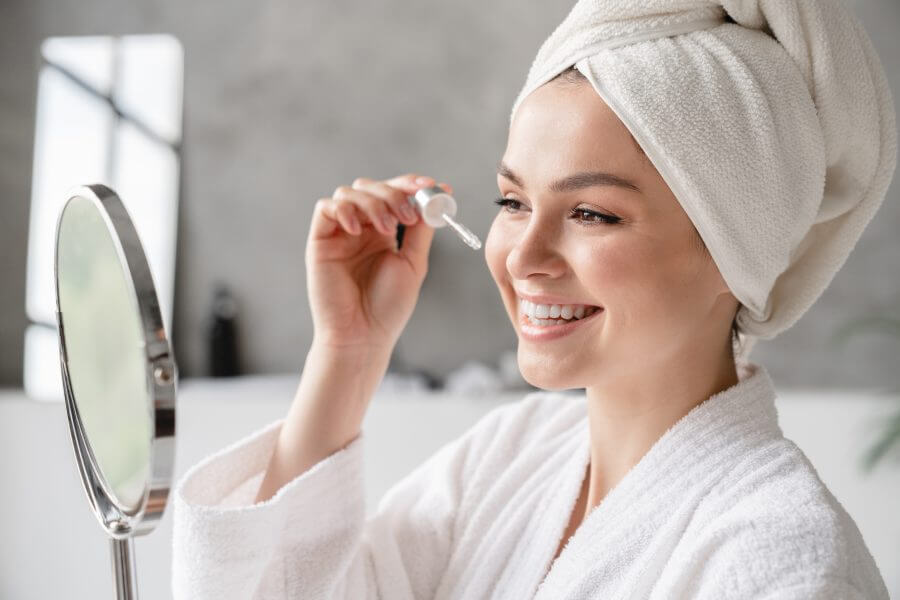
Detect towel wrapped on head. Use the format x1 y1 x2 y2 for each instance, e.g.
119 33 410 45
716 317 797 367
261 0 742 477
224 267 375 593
510 0 897 361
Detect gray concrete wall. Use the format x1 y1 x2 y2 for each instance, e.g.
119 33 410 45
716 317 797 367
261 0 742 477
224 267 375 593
1 0 898 389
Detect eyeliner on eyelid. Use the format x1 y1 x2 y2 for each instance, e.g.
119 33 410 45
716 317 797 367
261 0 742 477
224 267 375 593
492 197 621 225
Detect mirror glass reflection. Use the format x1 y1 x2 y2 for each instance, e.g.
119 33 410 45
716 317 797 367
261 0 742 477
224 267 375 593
57 194 153 512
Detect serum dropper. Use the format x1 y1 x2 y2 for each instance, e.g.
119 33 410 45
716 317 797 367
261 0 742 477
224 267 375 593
407 185 482 250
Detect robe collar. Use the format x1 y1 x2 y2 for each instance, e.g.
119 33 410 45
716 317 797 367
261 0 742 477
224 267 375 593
533 359 782 598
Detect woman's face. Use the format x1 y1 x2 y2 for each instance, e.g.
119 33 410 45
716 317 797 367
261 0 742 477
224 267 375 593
485 78 736 391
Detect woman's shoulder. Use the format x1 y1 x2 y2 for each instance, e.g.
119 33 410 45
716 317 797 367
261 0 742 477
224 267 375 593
693 437 886 594
705 437 855 525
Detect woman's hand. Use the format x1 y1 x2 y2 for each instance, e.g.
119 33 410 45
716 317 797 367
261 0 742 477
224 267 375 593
257 173 454 504
306 173 453 355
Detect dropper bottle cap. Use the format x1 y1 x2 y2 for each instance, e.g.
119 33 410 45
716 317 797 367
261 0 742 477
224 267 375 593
408 185 482 250
409 186 457 227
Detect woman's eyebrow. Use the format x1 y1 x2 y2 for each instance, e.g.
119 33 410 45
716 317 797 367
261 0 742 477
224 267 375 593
497 160 641 193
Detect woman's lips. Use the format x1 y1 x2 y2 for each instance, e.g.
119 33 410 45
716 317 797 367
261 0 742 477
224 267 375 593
518 307 604 342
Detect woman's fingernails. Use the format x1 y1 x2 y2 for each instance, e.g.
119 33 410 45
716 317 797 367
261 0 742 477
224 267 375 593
416 176 433 185
382 214 397 231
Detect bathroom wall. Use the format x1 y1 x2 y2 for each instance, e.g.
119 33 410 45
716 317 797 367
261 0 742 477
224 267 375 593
1 0 898 389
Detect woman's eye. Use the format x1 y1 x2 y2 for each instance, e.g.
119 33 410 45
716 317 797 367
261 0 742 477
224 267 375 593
493 197 523 212
494 197 620 226
571 208 621 225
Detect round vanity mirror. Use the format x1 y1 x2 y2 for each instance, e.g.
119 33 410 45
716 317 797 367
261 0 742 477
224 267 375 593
54 184 177 600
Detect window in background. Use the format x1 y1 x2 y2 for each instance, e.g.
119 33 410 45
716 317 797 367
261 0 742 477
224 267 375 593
24 34 184 401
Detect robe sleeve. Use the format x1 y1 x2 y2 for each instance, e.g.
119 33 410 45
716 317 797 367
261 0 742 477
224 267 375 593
171 402 510 600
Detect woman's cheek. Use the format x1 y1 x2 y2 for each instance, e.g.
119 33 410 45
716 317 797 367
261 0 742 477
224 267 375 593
484 218 509 287
574 239 633 289
578 239 668 327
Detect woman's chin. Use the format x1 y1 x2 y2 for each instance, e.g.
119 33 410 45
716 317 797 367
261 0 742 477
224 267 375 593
517 351 581 391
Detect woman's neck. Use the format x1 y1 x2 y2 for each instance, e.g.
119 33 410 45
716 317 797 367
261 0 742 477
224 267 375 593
580 348 739 520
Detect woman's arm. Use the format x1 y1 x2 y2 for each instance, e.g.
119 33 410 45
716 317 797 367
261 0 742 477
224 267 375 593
171 369 509 600
254 342 391 504
172 173 452 598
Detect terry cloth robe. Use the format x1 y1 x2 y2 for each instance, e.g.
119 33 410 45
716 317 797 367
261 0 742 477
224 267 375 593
171 360 889 599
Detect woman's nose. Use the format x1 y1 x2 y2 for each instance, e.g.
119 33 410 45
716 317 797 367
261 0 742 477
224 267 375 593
505 221 567 281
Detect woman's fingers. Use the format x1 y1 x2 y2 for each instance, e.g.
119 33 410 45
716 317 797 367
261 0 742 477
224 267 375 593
310 198 337 240
310 195 365 240
396 206 435 272
312 174 449 242
334 185 399 236
385 173 435 192
351 177 419 225
333 199 362 235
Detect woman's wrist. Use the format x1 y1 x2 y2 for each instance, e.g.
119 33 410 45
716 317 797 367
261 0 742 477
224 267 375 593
254 342 392 503
307 336 394 370
292 340 391 446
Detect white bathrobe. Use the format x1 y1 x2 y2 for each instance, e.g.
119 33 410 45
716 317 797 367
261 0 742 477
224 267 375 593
171 360 888 599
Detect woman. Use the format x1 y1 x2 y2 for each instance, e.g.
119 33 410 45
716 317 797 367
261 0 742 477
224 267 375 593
172 1 895 598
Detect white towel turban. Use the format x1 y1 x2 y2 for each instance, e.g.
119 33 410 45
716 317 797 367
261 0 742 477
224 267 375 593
510 0 897 361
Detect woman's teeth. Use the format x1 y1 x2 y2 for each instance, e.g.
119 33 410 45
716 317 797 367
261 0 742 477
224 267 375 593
519 298 600 326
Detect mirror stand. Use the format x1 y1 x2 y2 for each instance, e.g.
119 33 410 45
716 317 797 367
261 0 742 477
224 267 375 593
111 538 138 599
55 184 177 600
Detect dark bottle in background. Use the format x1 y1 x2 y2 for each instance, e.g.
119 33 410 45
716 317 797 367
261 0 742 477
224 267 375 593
207 283 241 377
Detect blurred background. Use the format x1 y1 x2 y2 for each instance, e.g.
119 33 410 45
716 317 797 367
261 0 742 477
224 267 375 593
1 0 899 390
0 0 898 598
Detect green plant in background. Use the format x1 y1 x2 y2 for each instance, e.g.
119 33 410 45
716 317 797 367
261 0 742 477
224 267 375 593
830 311 900 472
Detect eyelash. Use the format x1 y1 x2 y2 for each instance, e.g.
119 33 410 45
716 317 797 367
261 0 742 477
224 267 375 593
493 197 621 226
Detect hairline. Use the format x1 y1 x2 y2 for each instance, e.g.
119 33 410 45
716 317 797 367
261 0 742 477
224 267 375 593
548 66 649 162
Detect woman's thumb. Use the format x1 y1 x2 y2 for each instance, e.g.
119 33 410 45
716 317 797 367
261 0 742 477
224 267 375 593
392 179 452 273
397 219 435 274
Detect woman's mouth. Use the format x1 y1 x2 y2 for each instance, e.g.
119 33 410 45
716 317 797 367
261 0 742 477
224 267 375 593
517 298 604 341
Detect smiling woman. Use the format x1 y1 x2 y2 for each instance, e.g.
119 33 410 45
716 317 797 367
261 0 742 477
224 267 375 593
487 71 742 399
485 61 766 570
499 64 745 355
170 1 895 598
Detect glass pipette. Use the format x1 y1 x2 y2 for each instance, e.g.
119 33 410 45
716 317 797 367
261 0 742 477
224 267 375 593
408 185 482 250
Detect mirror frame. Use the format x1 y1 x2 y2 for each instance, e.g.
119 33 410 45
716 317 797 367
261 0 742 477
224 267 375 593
54 183 177 540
